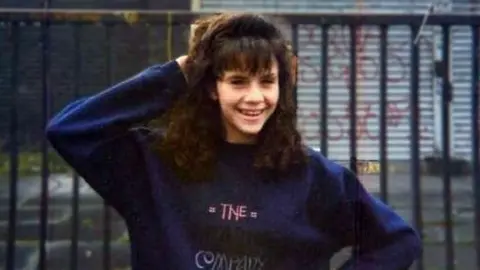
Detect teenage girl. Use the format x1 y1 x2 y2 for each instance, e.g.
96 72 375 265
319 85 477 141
47 13 422 270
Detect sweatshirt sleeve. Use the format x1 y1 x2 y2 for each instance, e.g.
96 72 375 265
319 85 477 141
333 169 423 270
46 60 186 213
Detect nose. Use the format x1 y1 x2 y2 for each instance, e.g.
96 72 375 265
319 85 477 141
243 84 263 103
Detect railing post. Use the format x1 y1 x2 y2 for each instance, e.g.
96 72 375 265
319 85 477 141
348 24 360 265
441 24 455 270
432 5 455 156
348 24 358 174
471 24 480 270
410 24 424 270
70 23 82 270
378 24 388 204
39 6 52 269
103 22 113 270
320 24 329 156
6 21 19 270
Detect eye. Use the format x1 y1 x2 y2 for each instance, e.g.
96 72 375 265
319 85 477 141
261 75 277 85
231 79 247 85
229 77 250 88
261 79 276 84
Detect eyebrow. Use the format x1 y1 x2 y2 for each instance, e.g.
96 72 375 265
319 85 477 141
225 74 249 80
225 72 277 78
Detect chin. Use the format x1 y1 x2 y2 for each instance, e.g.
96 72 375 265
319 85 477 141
238 125 264 136
240 130 262 136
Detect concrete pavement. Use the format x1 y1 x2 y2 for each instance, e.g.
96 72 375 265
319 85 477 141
0 173 477 270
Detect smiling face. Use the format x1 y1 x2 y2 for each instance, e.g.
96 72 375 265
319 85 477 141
213 60 279 144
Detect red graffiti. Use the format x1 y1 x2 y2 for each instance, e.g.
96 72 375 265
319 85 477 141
297 97 431 142
296 25 433 84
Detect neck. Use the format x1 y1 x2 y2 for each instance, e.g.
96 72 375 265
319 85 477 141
223 125 258 144
225 137 257 145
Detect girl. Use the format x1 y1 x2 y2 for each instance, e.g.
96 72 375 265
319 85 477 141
47 13 421 270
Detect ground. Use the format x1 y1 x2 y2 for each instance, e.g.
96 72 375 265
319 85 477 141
0 173 477 270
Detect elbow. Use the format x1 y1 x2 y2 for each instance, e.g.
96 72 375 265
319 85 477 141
396 229 423 268
409 231 423 262
45 98 86 144
45 118 63 146
380 229 424 268
44 117 84 169
45 115 74 153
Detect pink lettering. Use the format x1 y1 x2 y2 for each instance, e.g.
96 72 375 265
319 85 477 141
238 205 247 219
220 204 248 221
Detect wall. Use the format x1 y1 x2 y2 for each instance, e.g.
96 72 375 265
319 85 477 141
0 1 190 269
0 0 190 151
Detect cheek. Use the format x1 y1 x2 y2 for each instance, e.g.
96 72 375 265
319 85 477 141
217 94 236 106
215 84 233 110
217 95 239 116
266 89 280 107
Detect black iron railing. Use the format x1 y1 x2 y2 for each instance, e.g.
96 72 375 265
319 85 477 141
0 9 479 270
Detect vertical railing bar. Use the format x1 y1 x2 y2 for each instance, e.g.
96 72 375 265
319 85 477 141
379 24 388 204
319 24 329 267
291 23 299 112
103 22 113 270
349 24 358 173
441 24 455 270
6 21 19 270
320 24 329 157
70 23 81 270
410 24 424 270
471 24 480 270
348 23 359 265
39 6 52 270
165 12 173 61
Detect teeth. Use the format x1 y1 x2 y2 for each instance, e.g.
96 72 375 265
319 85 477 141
240 110 262 116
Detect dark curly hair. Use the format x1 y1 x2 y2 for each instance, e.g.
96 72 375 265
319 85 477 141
154 13 307 182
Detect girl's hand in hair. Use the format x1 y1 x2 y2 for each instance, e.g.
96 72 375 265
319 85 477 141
175 55 188 75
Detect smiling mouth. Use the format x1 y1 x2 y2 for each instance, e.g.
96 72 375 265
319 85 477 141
238 109 264 117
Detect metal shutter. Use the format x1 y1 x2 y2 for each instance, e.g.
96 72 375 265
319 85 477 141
196 0 436 161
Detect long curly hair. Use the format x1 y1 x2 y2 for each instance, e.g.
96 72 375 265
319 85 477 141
154 13 307 182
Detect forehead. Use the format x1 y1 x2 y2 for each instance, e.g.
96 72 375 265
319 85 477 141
218 55 279 78
222 64 279 78
212 34 282 78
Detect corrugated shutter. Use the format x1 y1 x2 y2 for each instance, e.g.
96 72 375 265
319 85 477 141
451 26 474 158
449 0 478 159
296 25 434 160
196 0 436 161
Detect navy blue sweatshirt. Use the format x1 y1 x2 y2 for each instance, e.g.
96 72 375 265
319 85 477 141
46 60 422 270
